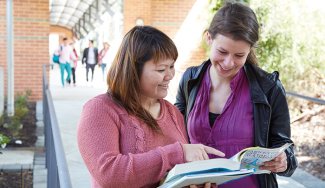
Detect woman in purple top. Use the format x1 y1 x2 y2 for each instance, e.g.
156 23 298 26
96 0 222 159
175 2 297 188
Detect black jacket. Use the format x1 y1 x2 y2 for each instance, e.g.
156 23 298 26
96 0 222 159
82 47 98 65
175 60 298 188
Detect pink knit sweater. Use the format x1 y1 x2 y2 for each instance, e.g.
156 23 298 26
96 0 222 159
77 94 188 188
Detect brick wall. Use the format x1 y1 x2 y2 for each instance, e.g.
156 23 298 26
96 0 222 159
0 0 49 101
151 0 195 39
1 0 207 102
123 0 209 101
124 0 152 34
123 0 208 69
50 25 73 41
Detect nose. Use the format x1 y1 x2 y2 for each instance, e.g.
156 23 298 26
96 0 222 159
164 68 175 80
223 55 235 69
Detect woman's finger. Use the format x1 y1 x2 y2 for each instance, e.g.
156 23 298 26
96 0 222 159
274 152 286 162
204 182 211 188
202 149 210 160
203 146 225 157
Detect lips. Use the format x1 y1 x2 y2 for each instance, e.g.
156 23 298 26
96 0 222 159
158 84 169 89
219 64 234 71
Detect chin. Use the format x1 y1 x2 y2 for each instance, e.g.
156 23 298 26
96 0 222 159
160 94 168 98
217 67 238 78
157 93 168 99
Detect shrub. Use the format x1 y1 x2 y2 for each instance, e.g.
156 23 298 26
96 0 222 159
0 133 10 149
0 90 31 140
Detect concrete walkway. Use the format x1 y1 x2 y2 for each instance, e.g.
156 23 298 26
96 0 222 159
50 64 107 187
49 64 324 188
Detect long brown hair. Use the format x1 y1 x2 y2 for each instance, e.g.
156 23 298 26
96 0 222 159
208 2 259 65
107 26 178 131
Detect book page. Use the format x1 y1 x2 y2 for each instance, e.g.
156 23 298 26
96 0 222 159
159 169 254 188
165 158 240 183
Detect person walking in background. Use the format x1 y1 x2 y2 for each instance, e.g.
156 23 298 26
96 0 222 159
98 42 110 81
82 40 98 83
77 26 224 188
58 37 73 87
175 2 297 188
70 42 78 86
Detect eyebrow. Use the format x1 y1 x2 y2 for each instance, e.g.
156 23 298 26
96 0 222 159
156 63 174 67
219 47 246 55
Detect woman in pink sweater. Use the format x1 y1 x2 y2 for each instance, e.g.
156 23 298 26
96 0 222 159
77 26 224 188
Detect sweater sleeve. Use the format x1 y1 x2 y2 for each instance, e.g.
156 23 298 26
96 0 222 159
77 97 185 187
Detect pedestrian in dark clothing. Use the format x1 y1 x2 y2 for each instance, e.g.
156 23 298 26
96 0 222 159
82 40 98 82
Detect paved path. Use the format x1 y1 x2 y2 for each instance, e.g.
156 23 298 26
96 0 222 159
50 64 107 187
49 63 325 188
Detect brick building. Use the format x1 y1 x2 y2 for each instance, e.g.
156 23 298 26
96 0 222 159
0 0 209 102
0 0 49 101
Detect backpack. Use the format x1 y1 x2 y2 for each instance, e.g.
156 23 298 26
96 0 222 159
52 46 62 64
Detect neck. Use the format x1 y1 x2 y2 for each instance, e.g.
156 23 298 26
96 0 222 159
141 97 159 111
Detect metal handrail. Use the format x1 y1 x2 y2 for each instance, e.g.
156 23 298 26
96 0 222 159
43 64 72 188
287 91 325 105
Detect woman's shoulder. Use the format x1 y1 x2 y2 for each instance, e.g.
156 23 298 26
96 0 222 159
245 63 279 82
245 63 285 94
86 93 110 104
84 93 127 115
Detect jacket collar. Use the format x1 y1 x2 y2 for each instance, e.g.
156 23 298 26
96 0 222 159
244 63 278 104
190 59 211 80
187 60 278 104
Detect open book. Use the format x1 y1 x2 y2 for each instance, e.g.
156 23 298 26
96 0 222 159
158 143 292 188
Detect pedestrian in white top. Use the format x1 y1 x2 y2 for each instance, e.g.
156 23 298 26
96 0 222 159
58 37 73 87
70 42 79 86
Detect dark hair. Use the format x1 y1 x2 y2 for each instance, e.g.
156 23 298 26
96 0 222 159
89 40 94 44
208 2 259 65
107 26 178 131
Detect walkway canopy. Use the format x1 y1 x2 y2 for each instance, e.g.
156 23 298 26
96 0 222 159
50 0 118 39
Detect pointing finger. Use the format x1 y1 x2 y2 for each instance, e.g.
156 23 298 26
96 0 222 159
202 150 209 160
203 146 225 157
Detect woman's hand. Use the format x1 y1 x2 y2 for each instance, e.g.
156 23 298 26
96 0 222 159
259 151 287 173
181 144 225 162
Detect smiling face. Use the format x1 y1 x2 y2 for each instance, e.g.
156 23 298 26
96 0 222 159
208 33 251 80
139 58 175 100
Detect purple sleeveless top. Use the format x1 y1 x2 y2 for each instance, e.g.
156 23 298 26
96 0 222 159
187 66 258 188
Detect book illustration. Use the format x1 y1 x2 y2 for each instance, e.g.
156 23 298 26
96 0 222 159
159 143 293 188
231 143 292 172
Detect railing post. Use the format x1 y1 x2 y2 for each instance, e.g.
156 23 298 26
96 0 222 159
6 0 14 116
